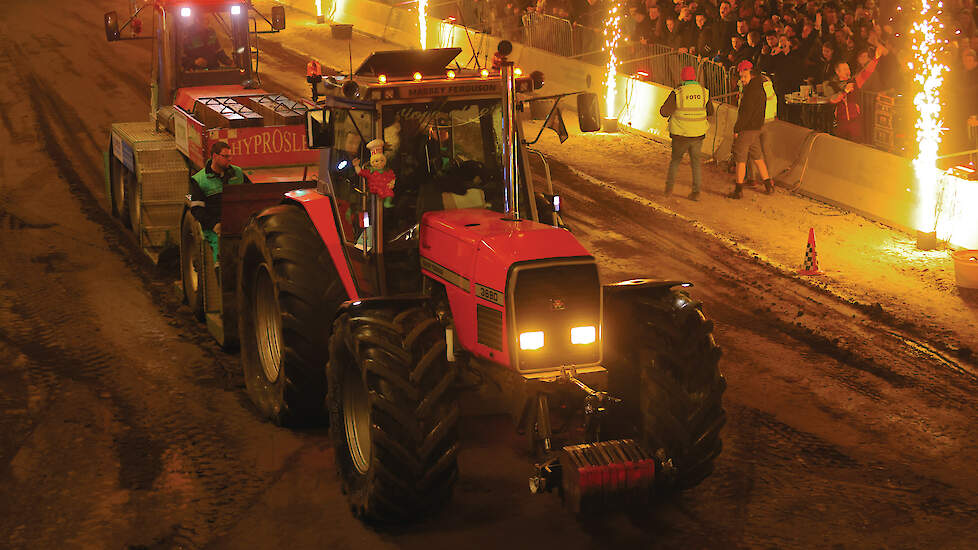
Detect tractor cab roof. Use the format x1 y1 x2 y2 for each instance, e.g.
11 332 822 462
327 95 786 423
354 48 462 77
156 0 252 9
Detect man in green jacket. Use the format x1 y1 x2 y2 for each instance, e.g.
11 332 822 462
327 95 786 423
189 141 250 266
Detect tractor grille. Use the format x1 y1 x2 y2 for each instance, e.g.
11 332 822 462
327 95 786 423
477 304 503 350
510 260 600 371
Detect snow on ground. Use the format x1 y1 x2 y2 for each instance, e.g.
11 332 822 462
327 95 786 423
527 122 978 358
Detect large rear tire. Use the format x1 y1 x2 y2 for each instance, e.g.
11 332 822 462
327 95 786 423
237 204 346 426
327 306 459 524
604 287 726 491
180 210 205 321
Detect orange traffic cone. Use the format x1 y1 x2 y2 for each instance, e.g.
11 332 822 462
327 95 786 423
798 227 821 275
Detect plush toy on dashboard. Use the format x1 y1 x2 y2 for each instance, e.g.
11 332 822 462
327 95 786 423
354 139 396 208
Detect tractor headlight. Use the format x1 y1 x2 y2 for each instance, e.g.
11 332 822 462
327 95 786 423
570 325 596 345
519 331 544 351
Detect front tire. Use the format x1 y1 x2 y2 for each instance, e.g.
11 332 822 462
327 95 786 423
328 306 459 524
237 204 346 426
605 286 726 491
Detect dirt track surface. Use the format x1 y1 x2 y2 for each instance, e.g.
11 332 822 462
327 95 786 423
1 1 977 548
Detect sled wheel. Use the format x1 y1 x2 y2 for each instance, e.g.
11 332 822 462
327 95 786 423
180 210 205 320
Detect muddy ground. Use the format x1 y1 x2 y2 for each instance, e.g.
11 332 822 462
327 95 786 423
1 1 977 548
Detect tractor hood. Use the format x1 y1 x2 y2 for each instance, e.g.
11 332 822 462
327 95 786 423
420 209 591 295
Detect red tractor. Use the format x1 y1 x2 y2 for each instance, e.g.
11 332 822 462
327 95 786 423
105 2 724 519
233 46 726 520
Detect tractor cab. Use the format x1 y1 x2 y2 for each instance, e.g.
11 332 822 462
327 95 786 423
104 0 285 109
307 48 546 296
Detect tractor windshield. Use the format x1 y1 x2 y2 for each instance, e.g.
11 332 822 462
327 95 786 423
382 98 527 216
176 7 250 78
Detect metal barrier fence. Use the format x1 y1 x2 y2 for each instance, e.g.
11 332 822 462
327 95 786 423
617 42 738 104
521 12 575 56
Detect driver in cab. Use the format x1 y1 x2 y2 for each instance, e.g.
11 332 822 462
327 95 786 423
182 13 233 70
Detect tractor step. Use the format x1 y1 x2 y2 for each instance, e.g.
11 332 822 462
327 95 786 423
559 439 656 514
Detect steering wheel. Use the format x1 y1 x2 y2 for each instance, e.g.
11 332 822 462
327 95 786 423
387 223 420 247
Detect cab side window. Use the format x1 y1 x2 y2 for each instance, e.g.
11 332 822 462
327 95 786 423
328 109 375 246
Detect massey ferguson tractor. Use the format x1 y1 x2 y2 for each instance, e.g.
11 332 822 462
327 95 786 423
105 0 725 521
233 46 726 521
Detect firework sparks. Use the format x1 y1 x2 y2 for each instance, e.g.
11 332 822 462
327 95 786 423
602 1 623 120
419 0 428 49
909 0 947 236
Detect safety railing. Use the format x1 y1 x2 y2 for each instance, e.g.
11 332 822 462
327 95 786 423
521 12 575 57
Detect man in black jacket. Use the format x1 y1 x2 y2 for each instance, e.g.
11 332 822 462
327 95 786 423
727 60 773 199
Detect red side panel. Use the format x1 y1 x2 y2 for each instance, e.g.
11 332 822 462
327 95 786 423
284 190 359 301
206 125 317 169
174 85 267 112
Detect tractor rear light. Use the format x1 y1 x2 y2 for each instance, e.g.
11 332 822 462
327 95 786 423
446 70 456 79
378 74 387 84
413 71 423 81
480 68 490 78
231 5 242 15
181 7 191 17
570 326 596 345
519 331 544 351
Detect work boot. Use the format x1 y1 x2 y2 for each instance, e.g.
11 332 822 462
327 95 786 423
664 184 674 196
763 179 775 194
687 190 700 201
726 184 743 199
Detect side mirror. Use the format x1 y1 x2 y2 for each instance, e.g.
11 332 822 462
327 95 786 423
271 6 286 30
577 93 600 133
306 109 334 149
104 11 120 42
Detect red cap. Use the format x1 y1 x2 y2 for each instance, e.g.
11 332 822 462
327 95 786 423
680 66 696 81
737 60 754 72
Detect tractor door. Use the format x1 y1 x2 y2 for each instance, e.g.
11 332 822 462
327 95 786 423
319 107 383 296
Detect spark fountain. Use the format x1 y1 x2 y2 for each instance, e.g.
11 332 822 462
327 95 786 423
909 0 947 249
419 0 428 49
601 1 623 132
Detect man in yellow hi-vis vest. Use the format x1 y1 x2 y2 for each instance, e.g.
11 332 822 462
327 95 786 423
659 66 715 201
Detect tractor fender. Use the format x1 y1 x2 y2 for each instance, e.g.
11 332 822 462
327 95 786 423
281 190 359 301
602 278 693 299
339 296 431 318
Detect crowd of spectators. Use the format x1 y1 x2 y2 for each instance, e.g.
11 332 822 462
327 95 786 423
470 0 978 151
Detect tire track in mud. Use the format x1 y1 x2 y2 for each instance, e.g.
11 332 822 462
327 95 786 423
0 31 293 550
0 259 271 549
713 405 978 547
